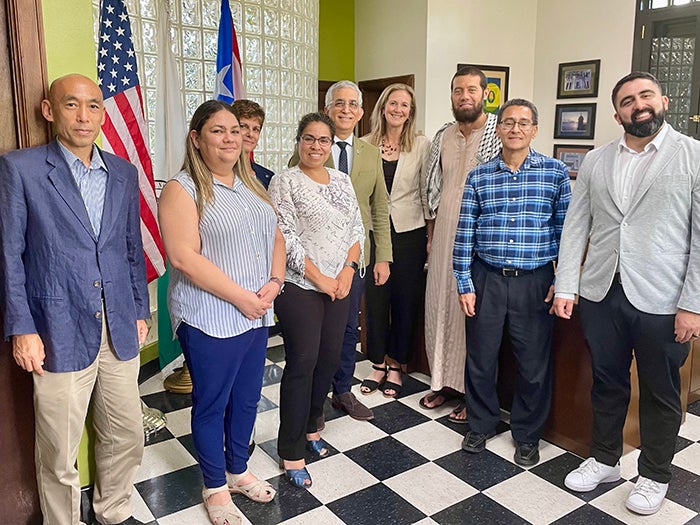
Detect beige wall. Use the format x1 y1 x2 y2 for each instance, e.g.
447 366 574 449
424 0 538 137
533 0 637 156
355 0 429 133
355 0 638 152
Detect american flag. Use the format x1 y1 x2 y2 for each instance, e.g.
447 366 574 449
97 0 165 283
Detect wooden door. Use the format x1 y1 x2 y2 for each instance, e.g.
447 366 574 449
0 0 51 523
357 74 415 137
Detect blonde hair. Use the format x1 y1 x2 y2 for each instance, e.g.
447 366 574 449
367 83 417 153
183 100 272 216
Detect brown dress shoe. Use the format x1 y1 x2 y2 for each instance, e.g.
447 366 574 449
331 392 374 420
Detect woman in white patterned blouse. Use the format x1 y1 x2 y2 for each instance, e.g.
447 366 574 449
269 112 364 489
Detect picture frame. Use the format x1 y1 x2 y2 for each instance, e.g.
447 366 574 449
557 59 601 99
553 144 594 179
554 103 596 140
457 63 509 114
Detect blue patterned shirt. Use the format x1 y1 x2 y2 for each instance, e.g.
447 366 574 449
453 149 571 294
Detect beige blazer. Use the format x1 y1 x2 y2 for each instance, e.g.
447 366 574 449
361 134 430 233
555 125 700 315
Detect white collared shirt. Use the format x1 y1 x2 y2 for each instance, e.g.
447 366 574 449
332 134 354 174
613 123 669 214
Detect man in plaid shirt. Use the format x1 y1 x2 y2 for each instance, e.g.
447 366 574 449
453 98 571 466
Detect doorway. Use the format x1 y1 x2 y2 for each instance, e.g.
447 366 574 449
632 0 700 138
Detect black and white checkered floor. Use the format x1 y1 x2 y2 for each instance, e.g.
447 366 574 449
126 335 700 524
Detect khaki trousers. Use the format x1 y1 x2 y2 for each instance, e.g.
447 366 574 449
33 315 143 525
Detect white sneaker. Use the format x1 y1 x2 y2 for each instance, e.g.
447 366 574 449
564 457 621 491
626 476 668 515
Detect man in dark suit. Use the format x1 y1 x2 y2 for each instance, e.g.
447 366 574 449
0 74 149 525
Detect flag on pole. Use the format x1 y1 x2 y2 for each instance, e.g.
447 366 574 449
154 0 188 376
97 0 165 283
213 0 246 103
154 0 187 194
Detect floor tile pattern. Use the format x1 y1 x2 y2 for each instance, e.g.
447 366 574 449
87 338 700 524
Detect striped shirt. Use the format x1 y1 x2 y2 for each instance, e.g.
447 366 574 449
168 171 277 338
269 166 365 292
57 140 107 236
453 149 571 295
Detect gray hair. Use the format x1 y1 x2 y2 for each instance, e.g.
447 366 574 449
324 80 363 108
498 98 539 125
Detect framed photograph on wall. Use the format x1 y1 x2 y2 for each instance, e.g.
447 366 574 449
457 63 509 114
554 103 596 140
553 144 594 179
557 59 601 99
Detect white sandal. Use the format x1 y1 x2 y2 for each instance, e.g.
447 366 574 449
226 469 276 503
202 484 242 525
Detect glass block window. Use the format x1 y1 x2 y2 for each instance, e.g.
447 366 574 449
93 0 318 174
649 35 695 133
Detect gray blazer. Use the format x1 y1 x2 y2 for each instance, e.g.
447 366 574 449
555 125 700 315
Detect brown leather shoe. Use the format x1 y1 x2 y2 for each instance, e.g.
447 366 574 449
331 392 374 420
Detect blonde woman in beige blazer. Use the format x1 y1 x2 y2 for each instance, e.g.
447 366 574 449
360 83 431 398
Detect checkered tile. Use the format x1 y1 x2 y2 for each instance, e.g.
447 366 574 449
109 336 700 524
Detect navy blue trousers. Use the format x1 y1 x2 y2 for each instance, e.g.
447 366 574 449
177 323 267 488
465 258 554 444
332 270 366 395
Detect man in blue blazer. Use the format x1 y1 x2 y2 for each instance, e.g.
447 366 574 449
0 74 149 525
553 72 700 516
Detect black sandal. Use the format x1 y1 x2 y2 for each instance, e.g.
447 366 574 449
360 364 387 395
380 366 403 398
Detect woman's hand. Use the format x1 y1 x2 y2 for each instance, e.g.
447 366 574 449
316 274 339 301
336 267 355 299
257 281 281 304
236 290 273 320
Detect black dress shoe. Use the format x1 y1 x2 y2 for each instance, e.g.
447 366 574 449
514 442 540 466
461 431 494 453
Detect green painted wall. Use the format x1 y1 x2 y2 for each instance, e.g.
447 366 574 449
318 0 354 81
42 0 96 82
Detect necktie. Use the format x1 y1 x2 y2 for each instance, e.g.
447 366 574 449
337 141 349 174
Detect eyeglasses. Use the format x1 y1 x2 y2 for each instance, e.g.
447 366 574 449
300 134 332 146
332 99 360 110
498 119 535 131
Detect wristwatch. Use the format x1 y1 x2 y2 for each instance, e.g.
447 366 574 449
269 276 285 294
343 261 359 272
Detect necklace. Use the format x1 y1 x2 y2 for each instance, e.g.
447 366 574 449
380 138 399 157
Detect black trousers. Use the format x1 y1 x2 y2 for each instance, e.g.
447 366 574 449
275 283 350 460
579 280 690 483
465 257 554 443
365 225 427 365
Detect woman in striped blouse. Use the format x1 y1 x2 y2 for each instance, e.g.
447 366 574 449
159 100 285 525
269 112 364 489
